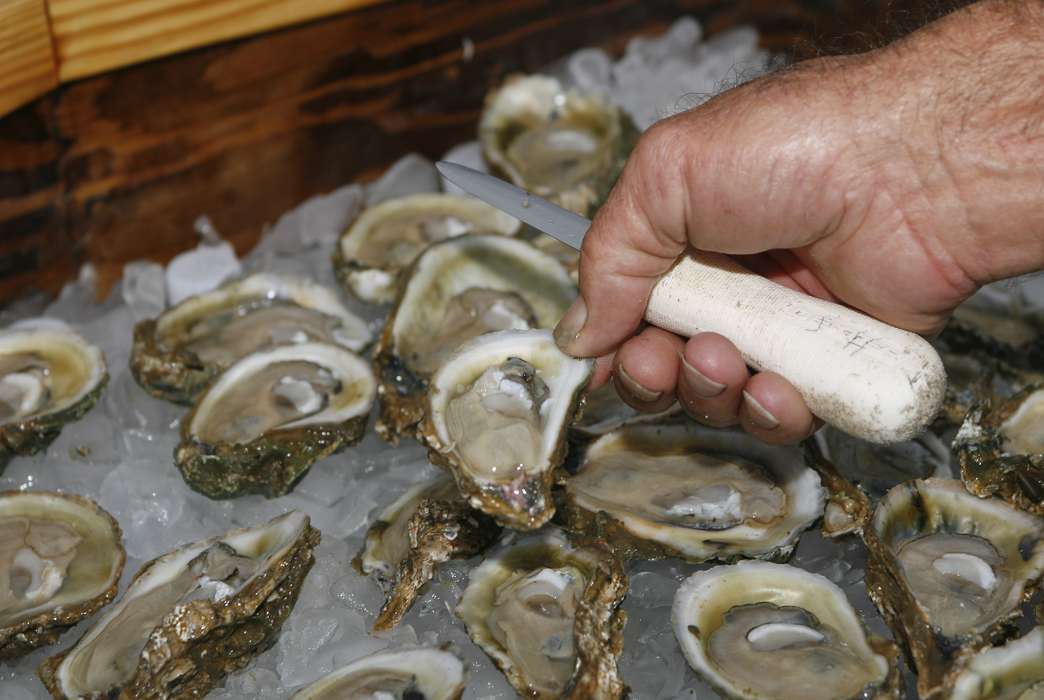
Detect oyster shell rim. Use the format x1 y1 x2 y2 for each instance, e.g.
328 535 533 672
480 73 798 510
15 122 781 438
288 645 467 700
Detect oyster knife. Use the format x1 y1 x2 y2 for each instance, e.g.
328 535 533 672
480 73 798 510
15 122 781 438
436 161 947 444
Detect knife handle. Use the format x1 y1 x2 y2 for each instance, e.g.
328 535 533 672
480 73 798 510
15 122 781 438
644 251 946 443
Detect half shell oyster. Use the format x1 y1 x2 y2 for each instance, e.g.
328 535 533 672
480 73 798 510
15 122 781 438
672 561 900 700
374 234 575 443
423 329 592 529
131 274 371 404
456 529 627 700
951 626 1044 700
334 193 521 303
864 478 1044 698
175 342 376 498
0 491 124 659
0 320 107 472
480 74 637 215
39 511 319 700
290 646 466 700
559 423 825 562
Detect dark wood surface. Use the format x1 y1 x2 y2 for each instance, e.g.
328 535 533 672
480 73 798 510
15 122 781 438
0 0 944 304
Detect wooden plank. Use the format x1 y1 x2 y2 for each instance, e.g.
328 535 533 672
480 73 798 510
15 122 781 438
48 0 385 81
0 0 58 118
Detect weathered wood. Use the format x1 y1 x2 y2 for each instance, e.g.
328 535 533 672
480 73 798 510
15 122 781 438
0 0 58 118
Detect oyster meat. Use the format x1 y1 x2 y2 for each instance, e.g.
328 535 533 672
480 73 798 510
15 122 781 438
672 561 900 700
951 626 1044 700
175 342 375 498
290 646 466 700
864 478 1044 698
374 234 575 442
559 422 824 561
456 529 627 700
131 274 371 404
0 491 124 659
39 511 319 700
480 74 637 216
956 385 1044 517
423 329 591 529
334 193 521 303
0 320 107 472
357 474 501 631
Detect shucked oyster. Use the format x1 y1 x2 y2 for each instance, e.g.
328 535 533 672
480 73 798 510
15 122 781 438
951 626 1044 700
480 74 637 216
0 491 124 659
175 343 376 498
357 474 501 631
456 529 627 700
423 330 592 530
334 193 521 303
672 561 900 700
559 422 824 562
955 385 1044 517
39 511 319 700
131 274 371 404
570 381 681 441
374 234 575 443
291 647 466 700
864 479 1044 698
0 320 107 473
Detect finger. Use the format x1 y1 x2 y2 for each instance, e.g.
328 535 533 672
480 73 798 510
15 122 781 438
738 371 817 445
554 122 690 358
677 332 748 427
613 327 685 413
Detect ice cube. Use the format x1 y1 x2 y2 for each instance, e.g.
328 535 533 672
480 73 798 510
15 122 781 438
121 261 167 321
165 241 242 305
365 154 441 206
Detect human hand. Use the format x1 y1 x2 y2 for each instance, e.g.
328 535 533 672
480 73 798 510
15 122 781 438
553 0 1044 444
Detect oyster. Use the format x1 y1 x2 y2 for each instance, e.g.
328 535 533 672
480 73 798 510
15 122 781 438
951 626 1044 700
131 274 371 404
357 474 501 631
480 74 638 216
423 329 592 529
672 561 900 700
559 422 824 561
175 342 376 498
0 320 107 472
570 381 681 441
822 426 954 498
290 647 466 700
374 234 575 443
0 491 124 659
456 529 627 699
334 193 521 303
955 385 1044 517
863 478 1044 698
39 511 319 700
938 303 1042 373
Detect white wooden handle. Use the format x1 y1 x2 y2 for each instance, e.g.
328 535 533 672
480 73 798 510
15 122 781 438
645 251 946 443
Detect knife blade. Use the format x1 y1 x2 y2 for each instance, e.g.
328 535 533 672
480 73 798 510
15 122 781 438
436 160 947 444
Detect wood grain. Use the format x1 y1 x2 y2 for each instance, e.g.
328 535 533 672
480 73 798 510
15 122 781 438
48 0 384 81
0 0 58 117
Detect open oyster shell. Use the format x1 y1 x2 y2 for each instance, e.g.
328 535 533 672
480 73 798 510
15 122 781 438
423 329 592 530
480 74 638 216
672 561 900 700
333 193 521 304
290 646 466 700
955 385 1044 517
39 511 319 700
863 478 1044 698
374 234 575 443
131 274 371 404
0 491 124 660
938 303 1042 373
0 320 107 473
356 474 501 631
175 342 376 498
456 529 627 700
569 381 681 442
559 422 824 562
951 626 1044 700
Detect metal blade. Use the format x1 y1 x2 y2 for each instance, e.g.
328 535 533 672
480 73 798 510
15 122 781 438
436 161 590 251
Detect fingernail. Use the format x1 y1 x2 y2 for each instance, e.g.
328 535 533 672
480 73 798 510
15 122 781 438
553 296 588 351
616 365 663 403
681 358 726 398
743 391 780 430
